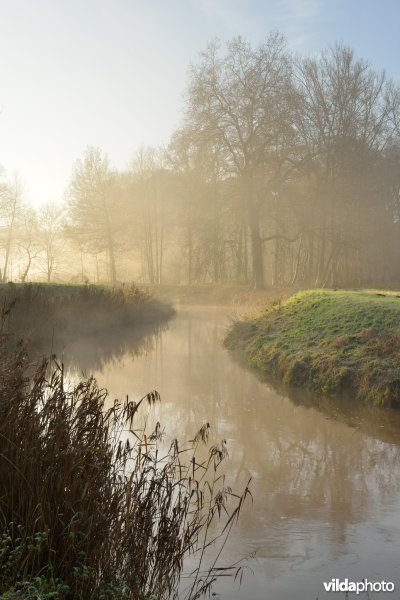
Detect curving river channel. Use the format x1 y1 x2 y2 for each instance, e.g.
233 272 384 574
80 306 400 599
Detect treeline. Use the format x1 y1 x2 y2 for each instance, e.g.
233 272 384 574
2 33 400 288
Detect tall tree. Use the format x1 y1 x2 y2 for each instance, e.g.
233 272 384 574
17 206 41 282
129 147 168 285
0 176 23 282
37 203 65 283
183 34 300 288
67 147 121 284
294 44 400 286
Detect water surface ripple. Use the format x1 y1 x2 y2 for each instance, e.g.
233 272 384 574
88 306 400 599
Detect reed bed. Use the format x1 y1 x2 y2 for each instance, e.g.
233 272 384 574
0 282 175 371
0 282 174 338
0 331 250 599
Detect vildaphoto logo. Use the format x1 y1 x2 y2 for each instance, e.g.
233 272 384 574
323 579 395 594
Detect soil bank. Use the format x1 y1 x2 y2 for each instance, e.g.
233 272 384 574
224 289 400 407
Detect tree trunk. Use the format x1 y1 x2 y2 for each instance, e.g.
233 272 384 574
21 253 32 282
107 231 117 284
188 227 193 285
250 216 264 289
245 174 265 290
158 221 164 285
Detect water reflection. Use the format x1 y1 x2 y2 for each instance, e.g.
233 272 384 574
21 323 165 374
78 307 400 598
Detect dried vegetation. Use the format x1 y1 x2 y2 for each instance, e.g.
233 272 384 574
0 313 249 598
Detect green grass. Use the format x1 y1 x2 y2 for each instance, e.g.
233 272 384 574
224 289 400 407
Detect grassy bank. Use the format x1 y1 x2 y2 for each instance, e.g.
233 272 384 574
0 282 174 331
224 289 400 407
0 283 174 363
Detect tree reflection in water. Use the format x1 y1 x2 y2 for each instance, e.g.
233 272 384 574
64 306 400 599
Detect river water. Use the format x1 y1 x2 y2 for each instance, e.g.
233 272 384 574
84 306 400 599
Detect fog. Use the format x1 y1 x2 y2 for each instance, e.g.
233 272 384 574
3 21 400 600
1 35 400 289
93 307 400 599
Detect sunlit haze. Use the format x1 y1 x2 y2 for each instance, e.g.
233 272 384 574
1 0 400 206
3 3 400 598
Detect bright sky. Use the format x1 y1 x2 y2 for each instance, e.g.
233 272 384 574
0 0 400 207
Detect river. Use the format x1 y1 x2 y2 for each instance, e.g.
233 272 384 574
82 305 400 599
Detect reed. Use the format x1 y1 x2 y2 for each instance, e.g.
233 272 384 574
0 331 249 599
0 282 174 337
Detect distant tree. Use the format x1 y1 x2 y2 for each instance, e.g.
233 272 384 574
295 44 400 286
16 206 41 282
128 147 168 285
67 147 122 284
37 203 65 282
183 34 302 288
0 175 24 281
167 129 233 284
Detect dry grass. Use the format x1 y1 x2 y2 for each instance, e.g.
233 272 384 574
0 282 174 337
0 332 250 599
0 282 175 371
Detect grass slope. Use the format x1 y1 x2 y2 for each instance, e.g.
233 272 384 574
225 289 400 407
0 282 174 335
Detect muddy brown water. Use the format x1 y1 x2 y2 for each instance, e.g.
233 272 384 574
70 306 400 599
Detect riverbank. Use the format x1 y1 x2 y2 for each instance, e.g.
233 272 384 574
142 283 296 308
224 289 400 407
0 282 174 342
0 320 246 599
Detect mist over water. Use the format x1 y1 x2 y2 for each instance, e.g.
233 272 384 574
62 305 400 600
2 8 400 597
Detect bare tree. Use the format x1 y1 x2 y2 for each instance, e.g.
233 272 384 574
67 147 122 284
128 147 168 285
37 203 65 282
17 206 41 282
294 44 400 286
0 175 24 281
183 34 303 288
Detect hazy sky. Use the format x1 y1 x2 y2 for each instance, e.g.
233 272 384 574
0 0 400 207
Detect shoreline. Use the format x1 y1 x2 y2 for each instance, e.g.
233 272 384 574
224 289 400 408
